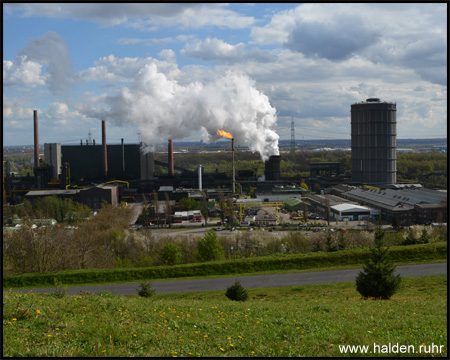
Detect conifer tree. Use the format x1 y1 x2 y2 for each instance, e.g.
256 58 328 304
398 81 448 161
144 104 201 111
356 227 401 299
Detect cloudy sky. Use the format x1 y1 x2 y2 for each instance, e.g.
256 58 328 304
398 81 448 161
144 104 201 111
3 3 447 150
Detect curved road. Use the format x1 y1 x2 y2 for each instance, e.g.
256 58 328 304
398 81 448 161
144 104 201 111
13 263 446 296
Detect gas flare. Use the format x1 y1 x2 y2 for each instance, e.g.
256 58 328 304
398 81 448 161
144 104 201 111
217 129 233 139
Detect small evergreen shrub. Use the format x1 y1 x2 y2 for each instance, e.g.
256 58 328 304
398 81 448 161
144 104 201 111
225 279 248 301
137 281 155 298
52 278 68 298
356 227 401 300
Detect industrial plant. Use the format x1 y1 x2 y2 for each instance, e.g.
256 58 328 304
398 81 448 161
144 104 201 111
2 99 447 226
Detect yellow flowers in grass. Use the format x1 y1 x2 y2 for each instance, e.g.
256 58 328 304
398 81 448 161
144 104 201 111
36 310 41 314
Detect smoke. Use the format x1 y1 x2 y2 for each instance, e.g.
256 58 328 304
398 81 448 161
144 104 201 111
19 31 73 94
99 63 279 160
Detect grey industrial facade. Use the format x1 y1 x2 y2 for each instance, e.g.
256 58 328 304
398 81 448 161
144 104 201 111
340 187 447 225
351 98 397 185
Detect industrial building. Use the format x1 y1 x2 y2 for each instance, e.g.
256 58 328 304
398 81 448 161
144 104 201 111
339 186 447 225
330 203 378 222
351 98 397 185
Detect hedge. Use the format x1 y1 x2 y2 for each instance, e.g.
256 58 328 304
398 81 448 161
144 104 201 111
3 242 447 289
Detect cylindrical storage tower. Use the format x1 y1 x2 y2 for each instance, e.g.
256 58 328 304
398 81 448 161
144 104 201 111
264 155 281 180
351 98 396 184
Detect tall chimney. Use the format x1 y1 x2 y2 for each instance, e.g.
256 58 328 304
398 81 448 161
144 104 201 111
168 139 174 176
102 120 108 178
231 138 235 194
198 165 203 191
121 138 125 174
33 110 40 168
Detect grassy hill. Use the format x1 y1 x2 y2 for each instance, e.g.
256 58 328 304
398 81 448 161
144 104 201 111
3 275 447 357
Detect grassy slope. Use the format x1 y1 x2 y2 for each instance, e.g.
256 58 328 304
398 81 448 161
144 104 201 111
3 275 447 357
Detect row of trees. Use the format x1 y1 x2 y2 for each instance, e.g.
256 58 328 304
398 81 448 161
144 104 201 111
155 151 447 187
4 208 445 275
4 196 92 224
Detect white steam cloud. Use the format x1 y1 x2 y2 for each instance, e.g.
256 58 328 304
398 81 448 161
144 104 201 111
19 31 73 94
98 63 279 160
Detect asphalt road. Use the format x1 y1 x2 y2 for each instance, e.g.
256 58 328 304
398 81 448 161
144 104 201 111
13 262 446 296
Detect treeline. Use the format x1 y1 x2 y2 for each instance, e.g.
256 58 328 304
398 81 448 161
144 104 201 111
3 204 446 275
156 151 447 188
4 196 92 224
3 206 135 275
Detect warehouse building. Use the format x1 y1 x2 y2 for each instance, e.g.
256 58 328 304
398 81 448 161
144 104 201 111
340 187 447 225
330 203 378 221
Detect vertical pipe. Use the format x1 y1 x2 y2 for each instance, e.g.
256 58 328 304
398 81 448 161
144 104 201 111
232 138 235 194
168 139 174 176
33 110 40 168
198 165 202 191
102 120 108 178
121 138 125 174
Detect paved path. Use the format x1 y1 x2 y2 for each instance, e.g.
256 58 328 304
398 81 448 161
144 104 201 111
13 263 446 296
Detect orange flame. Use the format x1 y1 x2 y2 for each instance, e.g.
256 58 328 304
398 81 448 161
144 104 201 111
217 129 233 139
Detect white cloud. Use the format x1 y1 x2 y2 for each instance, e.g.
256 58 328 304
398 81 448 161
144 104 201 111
76 54 180 83
250 3 446 84
5 3 255 29
5 31 73 94
181 38 275 64
3 56 45 87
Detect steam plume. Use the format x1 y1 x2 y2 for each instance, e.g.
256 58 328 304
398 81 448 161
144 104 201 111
99 63 279 160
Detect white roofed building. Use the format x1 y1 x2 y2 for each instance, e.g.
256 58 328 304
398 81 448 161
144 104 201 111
330 203 379 221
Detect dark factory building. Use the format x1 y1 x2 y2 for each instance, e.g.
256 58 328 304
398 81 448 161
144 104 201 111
79 183 119 210
61 144 145 180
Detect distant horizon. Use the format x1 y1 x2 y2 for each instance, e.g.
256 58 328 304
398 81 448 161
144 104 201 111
4 137 447 149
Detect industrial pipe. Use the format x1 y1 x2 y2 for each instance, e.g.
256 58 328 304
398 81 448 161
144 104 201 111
168 139 174 176
33 110 39 168
121 138 125 173
102 120 108 178
198 165 202 191
232 138 235 193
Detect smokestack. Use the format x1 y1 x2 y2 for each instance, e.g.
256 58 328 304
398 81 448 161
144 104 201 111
33 110 40 168
168 139 174 176
121 138 125 174
232 138 235 194
102 120 108 178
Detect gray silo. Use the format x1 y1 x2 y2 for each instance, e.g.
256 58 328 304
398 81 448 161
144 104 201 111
351 98 396 185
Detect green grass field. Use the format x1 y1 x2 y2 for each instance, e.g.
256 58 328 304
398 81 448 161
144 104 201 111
3 275 447 357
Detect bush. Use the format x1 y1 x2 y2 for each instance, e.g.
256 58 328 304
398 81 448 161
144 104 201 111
137 281 155 298
356 227 401 300
52 278 68 298
196 230 225 262
225 279 248 301
160 242 182 265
